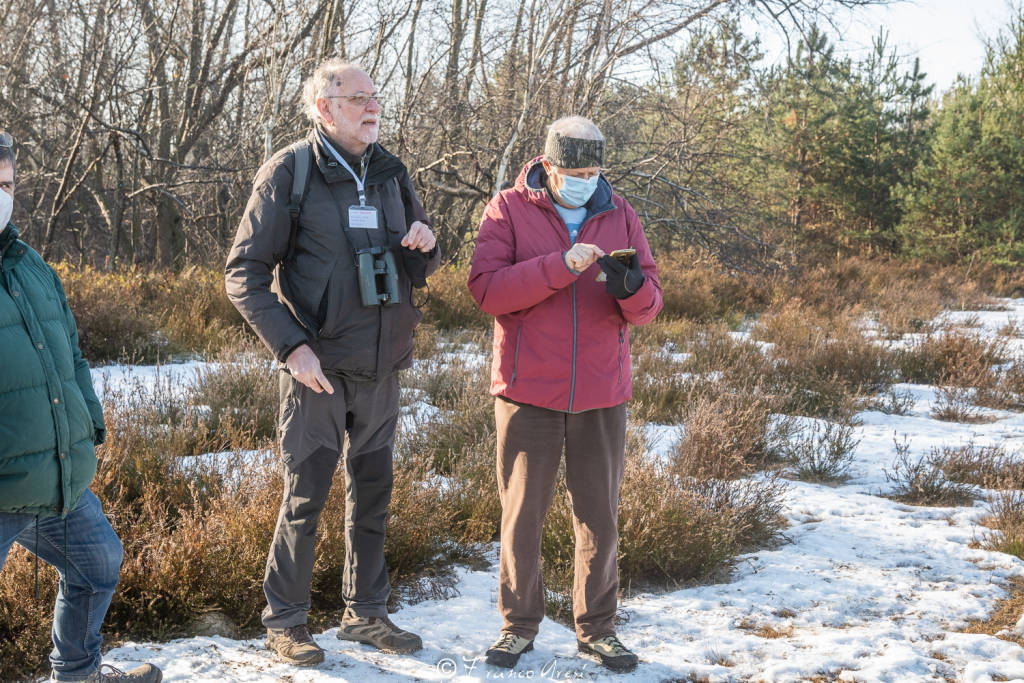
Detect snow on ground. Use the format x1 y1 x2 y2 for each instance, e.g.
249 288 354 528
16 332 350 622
92 302 1024 682
90 361 216 402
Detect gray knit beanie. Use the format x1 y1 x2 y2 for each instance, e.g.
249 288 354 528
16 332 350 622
543 131 604 169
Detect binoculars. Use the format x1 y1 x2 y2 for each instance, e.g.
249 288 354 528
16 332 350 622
356 246 401 307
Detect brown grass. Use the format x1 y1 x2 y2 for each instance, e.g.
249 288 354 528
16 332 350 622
961 577 1024 647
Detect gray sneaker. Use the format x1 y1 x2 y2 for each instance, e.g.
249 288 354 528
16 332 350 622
54 663 163 682
577 635 638 672
336 609 422 654
265 624 326 666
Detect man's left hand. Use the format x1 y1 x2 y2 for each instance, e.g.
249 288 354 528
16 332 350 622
402 221 436 252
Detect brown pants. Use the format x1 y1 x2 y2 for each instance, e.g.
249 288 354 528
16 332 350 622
495 396 627 642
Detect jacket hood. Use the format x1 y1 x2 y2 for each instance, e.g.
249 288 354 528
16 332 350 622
514 156 616 219
308 128 407 187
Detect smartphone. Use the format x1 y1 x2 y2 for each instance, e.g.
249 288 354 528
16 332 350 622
596 248 636 281
610 248 636 264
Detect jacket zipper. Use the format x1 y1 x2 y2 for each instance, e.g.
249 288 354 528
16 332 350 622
510 323 523 385
539 181 615 413
618 326 625 384
568 282 578 412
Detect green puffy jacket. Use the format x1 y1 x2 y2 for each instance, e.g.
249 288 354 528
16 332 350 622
0 224 105 518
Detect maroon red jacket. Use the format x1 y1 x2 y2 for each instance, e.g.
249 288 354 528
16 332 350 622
468 158 662 413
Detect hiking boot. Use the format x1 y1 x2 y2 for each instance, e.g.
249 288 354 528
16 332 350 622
55 663 163 682
485 631 534 668
577 635 638 672
265 624 326 666
336 610 422 654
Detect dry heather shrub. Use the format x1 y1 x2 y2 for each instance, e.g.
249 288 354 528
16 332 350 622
541 423 786 612
657 253 770 322
672 389 793 480
785 256 999 319
158 265 246 353
930 383 994 424
884 437 978 506
630 349 695 424
897 330 1007 386
421 262 491 331
400 355 501 543
982 490 1024 559
863 385 916 415
189 341 279 442
754 301 895 419
873 279 943 338
783 420 860 483
55 263 246 362
629 316 701 355
938 443 1024 490
0 546 61 680
54 263 167 361
681 322 769 383
974 357 1024 411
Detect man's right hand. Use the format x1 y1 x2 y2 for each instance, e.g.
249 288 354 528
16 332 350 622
285 344 335 394
563 243 606 273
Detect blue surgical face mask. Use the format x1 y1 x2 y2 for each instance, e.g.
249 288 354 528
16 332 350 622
555 172 599 208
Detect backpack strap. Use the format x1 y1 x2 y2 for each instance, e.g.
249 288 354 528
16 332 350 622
285 142 313 261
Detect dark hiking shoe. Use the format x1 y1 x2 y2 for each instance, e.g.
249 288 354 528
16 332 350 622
336 611 422 654
485 632 534 668
265 624 326 666
577 635 638 672
61 663 163 682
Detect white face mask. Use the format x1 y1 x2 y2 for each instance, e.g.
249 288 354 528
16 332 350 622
0 190 11 228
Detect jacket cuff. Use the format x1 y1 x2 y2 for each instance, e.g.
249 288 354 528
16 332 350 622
277 339 308 364
559 252 583 277
616 275 655 312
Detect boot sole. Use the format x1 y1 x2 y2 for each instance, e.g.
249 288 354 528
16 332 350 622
576 643 638 673
485 641 534 668
335 630 423 654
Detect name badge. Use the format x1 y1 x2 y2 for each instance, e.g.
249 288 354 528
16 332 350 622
348 205 379 229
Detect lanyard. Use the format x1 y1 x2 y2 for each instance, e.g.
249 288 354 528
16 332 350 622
320 133 369 206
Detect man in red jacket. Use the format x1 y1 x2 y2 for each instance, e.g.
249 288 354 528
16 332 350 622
468 116 662 673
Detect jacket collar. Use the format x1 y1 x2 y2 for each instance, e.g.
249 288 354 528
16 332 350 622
308 128 407 187
517 156 616 220
0 223 18 257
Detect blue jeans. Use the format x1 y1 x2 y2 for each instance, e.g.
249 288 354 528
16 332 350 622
0 490 124 681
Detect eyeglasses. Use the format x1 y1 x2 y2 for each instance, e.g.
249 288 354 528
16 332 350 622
0 132 11 148
324 93 382 108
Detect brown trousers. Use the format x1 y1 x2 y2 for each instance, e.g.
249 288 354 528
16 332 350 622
495 396 627 642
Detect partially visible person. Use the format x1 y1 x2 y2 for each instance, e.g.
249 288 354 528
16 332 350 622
468 116 662 673
0 131 162 682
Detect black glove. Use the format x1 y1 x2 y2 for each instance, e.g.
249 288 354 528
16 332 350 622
400 245 436 288
597 253 645 299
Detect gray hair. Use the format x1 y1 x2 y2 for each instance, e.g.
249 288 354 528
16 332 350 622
0 131 15 181
301 58 364 124
544 116 605 168
546 115 604 142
